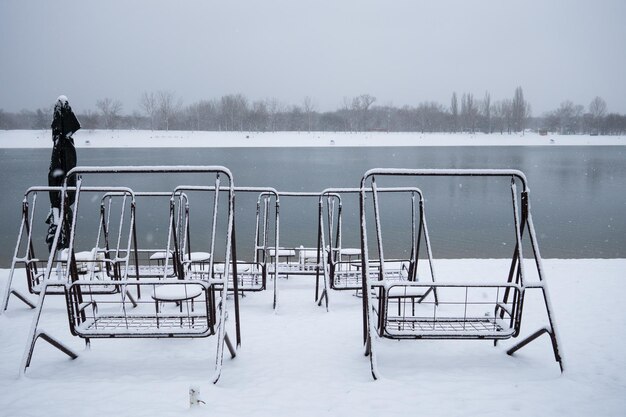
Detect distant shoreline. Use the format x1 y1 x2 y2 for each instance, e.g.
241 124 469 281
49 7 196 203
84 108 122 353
1 129 624 149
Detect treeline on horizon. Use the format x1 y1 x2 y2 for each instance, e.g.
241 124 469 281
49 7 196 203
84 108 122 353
1 87 625 135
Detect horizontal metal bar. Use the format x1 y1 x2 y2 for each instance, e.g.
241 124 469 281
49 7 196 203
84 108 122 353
67 165 233 177
361 168 528 192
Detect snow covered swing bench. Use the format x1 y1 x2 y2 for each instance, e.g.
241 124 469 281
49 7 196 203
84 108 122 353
20 166 241 383
358 169 564 379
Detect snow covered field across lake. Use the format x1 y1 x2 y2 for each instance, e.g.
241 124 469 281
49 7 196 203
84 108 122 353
0 129 624 148
1 259 625 417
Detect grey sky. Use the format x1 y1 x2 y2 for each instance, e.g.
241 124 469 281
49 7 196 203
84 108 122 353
1 0 625 115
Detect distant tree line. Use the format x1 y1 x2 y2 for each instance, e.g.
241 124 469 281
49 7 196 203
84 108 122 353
1 87 625 135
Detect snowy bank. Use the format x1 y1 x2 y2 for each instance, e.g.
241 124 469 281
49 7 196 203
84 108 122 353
1 129 625 148
0 259 625 417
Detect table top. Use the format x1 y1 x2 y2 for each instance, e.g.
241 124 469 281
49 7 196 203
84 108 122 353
151 283 203 301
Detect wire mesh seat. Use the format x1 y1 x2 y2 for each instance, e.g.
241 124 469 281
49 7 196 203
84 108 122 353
66 279 216 338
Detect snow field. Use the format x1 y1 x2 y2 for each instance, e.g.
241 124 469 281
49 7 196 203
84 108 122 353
0 129 624 149
0 259 625 416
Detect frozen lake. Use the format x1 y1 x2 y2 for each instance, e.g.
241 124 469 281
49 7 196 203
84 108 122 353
0 145 624 265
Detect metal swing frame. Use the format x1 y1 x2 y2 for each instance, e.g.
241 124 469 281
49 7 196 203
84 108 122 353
316 187 438 309
359 169 564 379
1 185 141 312
20 166 240 384
117 191 189 282
264 191 331 310
171 186 280 308
231 188 280 309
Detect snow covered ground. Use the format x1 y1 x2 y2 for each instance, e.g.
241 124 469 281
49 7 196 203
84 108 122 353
0 259 625 417
0 129 624 148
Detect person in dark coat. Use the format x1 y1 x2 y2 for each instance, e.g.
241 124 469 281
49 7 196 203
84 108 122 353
46 95 81 251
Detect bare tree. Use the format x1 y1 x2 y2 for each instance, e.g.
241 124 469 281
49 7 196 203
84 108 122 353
303 96 316 132
0 108 7 129
249 100 269 132
481 91 491 133
81 109 99 130
492 99 512 134
185 102 201 131
219 94 248 131
140 91 158 130
265 98 283 132
511 86 531 133
552 100 584 134
461 93 478 133
589 96 607 134
450 92 458 132
287 105 305 131
156 90 182 131
340 96 354 131
351 94 376 131
96 97 123 129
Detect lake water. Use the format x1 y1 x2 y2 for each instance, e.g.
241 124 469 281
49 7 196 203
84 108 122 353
0 145 624 266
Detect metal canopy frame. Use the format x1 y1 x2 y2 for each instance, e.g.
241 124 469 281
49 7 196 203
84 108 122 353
20 166 239 384
359 168 564 380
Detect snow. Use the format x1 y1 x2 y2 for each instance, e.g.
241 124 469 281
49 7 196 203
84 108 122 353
0 129 625 149
1 259 625 416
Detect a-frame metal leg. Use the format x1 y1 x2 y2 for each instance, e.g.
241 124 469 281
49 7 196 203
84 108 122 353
507 326 563 372
224 333 236 359
24 331 78 370
4 289 37 311
21 282 78 374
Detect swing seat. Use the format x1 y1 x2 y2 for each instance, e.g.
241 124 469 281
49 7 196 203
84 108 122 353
67 279 216 338
385 316 514 339
331 259 411 291
269 247 321 274
378 281 522 340
214 262 266 292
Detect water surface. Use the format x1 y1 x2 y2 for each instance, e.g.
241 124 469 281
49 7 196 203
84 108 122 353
0 146 624 265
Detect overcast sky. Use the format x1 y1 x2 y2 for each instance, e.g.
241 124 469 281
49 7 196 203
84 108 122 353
1 0 625 115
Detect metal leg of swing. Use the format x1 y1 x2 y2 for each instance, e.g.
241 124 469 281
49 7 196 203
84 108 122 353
316 289 327 307
124 290 138 308
24 331 78 371
8 289 37 310
506 327 564 372
224 332 236 359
